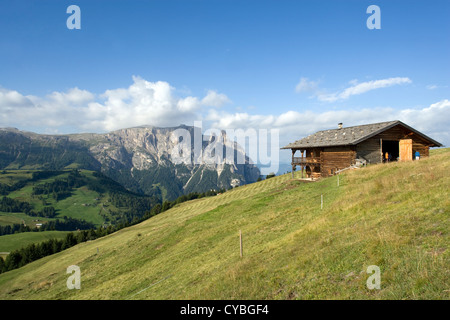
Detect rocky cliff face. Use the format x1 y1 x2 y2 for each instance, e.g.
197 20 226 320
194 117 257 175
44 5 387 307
0 126 260 200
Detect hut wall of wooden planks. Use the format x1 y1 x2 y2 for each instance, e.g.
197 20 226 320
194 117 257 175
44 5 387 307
320 147 356 176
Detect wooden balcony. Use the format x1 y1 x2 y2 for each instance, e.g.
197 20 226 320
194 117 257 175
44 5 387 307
292 157 321 165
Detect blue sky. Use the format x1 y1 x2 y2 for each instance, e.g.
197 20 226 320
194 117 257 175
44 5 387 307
0 0 449 163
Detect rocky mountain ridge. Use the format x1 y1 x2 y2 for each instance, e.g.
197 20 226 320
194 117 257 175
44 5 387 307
0 126 260 200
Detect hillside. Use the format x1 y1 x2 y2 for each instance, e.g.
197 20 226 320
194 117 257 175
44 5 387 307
0 148 448 299
0 169 158 225
0 169 159 253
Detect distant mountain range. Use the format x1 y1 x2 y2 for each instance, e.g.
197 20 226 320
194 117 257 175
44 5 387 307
0 126 260 200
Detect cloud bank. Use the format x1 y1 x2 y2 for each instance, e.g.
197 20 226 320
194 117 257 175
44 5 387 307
0 76 230 132
207 99 450 151
0 77 448 159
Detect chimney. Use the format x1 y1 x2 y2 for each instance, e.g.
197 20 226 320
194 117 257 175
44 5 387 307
338 123 343 129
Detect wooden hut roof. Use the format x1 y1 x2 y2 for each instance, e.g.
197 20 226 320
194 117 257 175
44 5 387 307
281 120 443 149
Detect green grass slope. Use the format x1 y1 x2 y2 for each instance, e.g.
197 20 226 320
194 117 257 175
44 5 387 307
0 231 69 253
0 149 448 299
1 169 158 230
2 170 109 227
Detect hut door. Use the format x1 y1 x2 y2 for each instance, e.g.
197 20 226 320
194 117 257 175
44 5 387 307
399 139 413 161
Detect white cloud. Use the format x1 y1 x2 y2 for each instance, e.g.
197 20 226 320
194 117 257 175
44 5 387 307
201 90 231 107
295 77 412 102
89 76 205 131
426 84 447 90
396 99 450 144
295 77 319 93
177 96 201 113
0 88 34 108
317 77 412 102
47 87 95 105
0 77 230 132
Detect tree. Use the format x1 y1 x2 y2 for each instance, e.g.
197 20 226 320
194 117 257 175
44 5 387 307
39 240 53 257
62 233 77 250
162 201 172 212
150 203 162 216
4 251 22 271
0 256 5 274
52 238 63 253
86 229 97 241
76 231 87 244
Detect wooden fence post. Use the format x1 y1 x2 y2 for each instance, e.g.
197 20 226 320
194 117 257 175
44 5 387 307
239 230 243 258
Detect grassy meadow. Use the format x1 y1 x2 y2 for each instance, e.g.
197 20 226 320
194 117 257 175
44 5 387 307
4 171 107 226
0 148 448 299
0 231 69 254
0 169 134 230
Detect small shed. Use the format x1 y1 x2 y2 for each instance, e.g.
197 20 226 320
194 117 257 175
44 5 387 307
281 120 443 179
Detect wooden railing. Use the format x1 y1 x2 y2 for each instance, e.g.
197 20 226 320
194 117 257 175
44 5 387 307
292 157 320 165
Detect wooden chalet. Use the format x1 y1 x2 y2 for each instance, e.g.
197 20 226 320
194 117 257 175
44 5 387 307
281 120 443 179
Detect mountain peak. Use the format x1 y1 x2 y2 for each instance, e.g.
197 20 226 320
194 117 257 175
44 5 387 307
0 126 260 200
